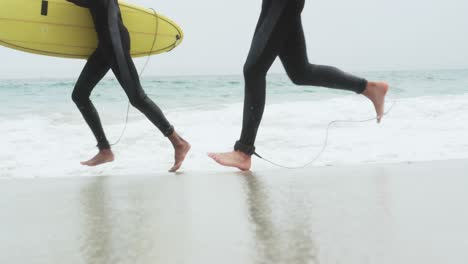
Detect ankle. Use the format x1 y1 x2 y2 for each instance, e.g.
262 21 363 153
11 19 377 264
169 132 186 147
235 150 251 160
363 81 386 97
364 81 377 91
174 141 187 148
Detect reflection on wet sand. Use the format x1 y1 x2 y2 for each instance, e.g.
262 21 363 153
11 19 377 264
1 160 467 263
242 172 318 264
78 176 191 264
79 176 111 263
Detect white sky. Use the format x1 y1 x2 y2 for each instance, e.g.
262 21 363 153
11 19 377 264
1 0 467 79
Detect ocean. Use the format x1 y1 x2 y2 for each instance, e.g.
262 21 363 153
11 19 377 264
1 69 468 177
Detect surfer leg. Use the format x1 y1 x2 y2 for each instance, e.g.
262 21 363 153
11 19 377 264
238 1 310 154
110 28 190 172
279 15 389 122
208 1 297 170
72 49 111 150
279 16 367 93
110 47 174 136
105 2 175 137
72 49 115 166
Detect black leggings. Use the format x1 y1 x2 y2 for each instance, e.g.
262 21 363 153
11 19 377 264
235 0 367 155
72 37 173 150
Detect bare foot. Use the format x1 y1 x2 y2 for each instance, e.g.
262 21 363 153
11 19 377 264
81 149 115 166
168 131 191 172
363 81 389 123
208 151 252 171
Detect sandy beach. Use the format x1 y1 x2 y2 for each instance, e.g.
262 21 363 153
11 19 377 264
1 159 467 264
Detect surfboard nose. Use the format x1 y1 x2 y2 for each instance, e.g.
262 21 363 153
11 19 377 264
174 25 184 49
147 13 184 55
124 8 184 58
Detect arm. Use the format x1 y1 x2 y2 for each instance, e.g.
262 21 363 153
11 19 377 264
66 0 91 8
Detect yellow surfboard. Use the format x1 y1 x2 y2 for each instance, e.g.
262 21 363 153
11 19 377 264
0 0 184 59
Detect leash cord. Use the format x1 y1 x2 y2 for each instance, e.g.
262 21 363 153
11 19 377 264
254 99 398 169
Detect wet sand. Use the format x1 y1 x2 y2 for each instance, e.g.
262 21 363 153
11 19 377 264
1 159 467 264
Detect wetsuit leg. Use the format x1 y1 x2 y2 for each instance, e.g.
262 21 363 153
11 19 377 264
100 0 173 136
72 49 112 150
236 0 367 155
235 1 297 155
279 16 367 93
109 28 174 137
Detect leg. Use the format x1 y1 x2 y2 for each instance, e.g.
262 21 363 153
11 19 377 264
279 16 389 122
72 50 111 149
110 33 190 172
239 2 299 151
209 1 297 170
110 52 174 137
105 0 175 136
279 17 367 92
72 49 115 166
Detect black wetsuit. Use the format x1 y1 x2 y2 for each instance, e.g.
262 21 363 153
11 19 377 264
69 0 174 150
234 0 368 155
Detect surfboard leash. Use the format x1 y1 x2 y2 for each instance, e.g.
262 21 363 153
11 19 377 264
253 99 398 170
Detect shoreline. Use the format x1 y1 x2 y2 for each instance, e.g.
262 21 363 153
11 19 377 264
0 158 466 179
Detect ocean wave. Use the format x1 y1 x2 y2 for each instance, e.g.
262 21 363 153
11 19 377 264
1 93 468 178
